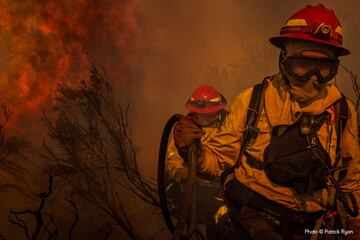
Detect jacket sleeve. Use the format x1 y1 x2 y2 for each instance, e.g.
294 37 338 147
199 88 252 177
166 132 185 179
339 100 360 224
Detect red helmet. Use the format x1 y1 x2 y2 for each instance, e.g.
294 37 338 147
269 4 350 56
185 85 226 114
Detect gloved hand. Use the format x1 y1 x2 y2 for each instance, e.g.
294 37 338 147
173 116 204 150
173 167 188 182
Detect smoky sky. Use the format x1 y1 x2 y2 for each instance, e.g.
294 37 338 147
0 0 142 140
0 0 359 173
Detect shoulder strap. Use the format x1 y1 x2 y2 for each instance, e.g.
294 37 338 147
236 79 267 165
245 82 266 134
220 77 268 184
327 94 352 214
333 94 348 168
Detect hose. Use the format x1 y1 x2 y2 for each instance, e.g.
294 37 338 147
157 114 200 239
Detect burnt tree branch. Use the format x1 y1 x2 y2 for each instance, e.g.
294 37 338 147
42 66 162 239
8 175 54 240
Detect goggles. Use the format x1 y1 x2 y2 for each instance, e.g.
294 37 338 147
284 56 339 82
186 99 221 109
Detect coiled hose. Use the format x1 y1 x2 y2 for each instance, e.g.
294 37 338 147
157 114 201 240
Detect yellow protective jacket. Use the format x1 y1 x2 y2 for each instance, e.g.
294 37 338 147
199 74 360 222
167 124 227 225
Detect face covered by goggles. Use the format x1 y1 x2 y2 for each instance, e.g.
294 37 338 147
283 54 339 83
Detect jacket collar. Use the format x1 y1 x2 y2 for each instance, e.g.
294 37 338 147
264 74 342 127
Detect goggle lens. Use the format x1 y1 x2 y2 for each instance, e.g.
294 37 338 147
285 56 339 82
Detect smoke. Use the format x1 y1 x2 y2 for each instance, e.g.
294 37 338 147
1 0 359 162
2 0 359 161
0 0 143 136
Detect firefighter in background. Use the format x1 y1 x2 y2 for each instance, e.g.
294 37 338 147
173 4 360 240
166 84 229 239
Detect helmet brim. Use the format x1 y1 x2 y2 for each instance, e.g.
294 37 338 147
185 103 226 114
269 33 350 56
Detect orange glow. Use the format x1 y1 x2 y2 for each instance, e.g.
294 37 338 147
0 0 143 134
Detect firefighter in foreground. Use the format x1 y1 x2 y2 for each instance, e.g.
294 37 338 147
166 84 229 239
173 4 360 240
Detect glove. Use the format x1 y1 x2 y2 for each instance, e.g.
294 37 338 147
173 116 204 150
173 167 188 183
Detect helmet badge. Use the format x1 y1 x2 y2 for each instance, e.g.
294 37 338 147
314 23 332 40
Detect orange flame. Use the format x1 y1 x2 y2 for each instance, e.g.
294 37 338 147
0 0 143 135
